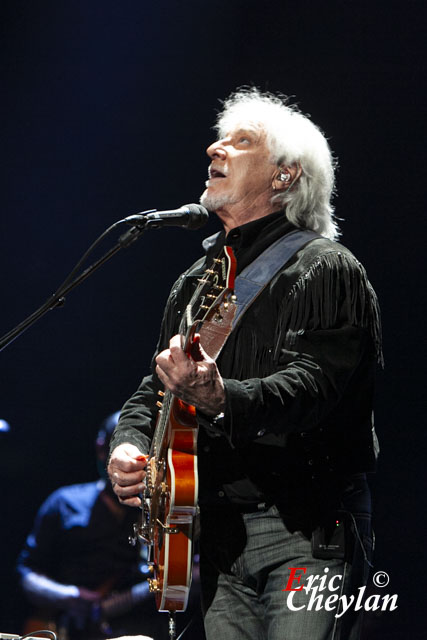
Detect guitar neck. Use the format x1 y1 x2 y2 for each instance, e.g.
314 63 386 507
101 581 150 618
151 387 173 460
150 246 237 461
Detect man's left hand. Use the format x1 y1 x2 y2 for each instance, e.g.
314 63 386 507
155 334 225 417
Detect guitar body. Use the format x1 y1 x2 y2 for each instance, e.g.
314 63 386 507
136 246 236 613
149 398 198 611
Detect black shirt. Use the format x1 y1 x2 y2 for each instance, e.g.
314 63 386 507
17 481 142 589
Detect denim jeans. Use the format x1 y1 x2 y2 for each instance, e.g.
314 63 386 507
200 475 373 640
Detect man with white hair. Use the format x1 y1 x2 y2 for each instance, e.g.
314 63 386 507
108 89 382 639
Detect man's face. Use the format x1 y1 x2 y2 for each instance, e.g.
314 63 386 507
200 126 277 219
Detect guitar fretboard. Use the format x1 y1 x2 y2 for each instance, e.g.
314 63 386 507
150 246 236 462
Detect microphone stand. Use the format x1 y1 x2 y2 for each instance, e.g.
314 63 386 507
0 224 146 353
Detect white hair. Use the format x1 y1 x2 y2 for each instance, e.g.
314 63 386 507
215 88 339 240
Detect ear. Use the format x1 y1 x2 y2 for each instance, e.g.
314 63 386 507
272 163 302 192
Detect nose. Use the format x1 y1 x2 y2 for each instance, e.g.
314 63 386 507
206 139 226 160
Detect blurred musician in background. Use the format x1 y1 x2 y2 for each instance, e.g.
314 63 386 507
16 412 156 640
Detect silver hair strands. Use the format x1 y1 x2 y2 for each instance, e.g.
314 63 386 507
215 88 340 240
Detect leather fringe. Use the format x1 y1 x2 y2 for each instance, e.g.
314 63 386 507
274 251 383 366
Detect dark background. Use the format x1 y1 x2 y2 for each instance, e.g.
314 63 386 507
0 0 425 637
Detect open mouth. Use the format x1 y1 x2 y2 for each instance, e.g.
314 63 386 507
209 166 226 180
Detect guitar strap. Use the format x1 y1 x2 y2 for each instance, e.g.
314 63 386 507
231 228 320 329
201 228 319 358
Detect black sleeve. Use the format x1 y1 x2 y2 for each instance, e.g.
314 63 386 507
222 326 371 447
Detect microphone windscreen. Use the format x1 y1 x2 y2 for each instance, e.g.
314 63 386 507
183 204 209 229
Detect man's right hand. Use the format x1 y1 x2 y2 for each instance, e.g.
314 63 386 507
107 443 147 507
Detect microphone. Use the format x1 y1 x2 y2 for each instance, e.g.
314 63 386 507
124 204 209 230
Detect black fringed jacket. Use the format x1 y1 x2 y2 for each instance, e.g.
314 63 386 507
110 211 382 511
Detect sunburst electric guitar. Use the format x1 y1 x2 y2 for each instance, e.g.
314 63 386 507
132 245 236 613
